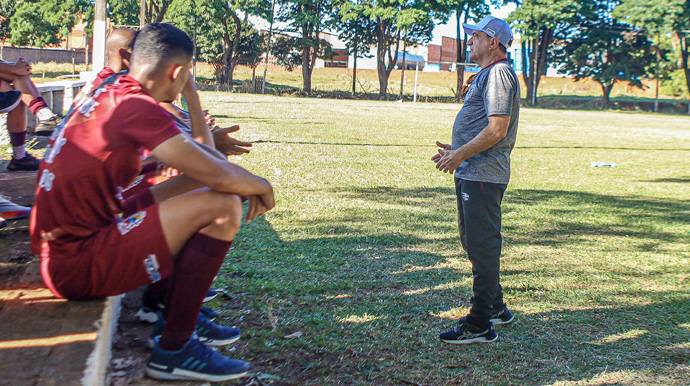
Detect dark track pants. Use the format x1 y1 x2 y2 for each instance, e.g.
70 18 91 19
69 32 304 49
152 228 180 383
455 177 507 330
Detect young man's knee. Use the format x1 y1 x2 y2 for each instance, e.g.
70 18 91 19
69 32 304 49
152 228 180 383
202 192 243 230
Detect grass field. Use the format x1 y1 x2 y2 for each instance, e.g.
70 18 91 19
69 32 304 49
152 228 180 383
190 93 690 385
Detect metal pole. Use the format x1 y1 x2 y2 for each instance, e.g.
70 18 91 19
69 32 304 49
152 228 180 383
261 0 277 94
192 1 197 82
413 62 419 103
93 0 107 71
140 0 146 29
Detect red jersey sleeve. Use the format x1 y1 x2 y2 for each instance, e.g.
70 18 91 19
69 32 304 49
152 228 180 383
109 94 182 151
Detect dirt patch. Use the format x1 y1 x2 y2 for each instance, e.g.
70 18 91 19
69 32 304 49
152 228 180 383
0 171 38 293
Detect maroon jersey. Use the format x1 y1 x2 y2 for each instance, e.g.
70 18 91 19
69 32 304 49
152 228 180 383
30 75 181 258
76 67 116 104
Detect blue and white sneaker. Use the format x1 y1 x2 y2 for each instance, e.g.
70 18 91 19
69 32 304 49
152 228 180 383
150 312 241 348
146 337 249 382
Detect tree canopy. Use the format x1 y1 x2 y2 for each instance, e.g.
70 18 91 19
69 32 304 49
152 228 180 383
9 0 88 47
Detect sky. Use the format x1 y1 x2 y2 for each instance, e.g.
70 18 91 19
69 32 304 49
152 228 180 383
430 3 518 46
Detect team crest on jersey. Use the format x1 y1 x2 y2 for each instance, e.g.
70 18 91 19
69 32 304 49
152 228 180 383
144 254 162 283
117 211 146 235
464 84 477 100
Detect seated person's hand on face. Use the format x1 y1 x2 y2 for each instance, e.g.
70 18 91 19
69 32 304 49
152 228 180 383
212 125 252 156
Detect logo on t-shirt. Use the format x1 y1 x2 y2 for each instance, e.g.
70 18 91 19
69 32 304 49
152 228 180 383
144 254 162 283
117 211 147 235
38 170 56 192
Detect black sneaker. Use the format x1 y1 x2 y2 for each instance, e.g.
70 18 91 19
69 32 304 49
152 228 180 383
490 305 515 325
35 115 61 136
440 319 498 344
7 154 40 171
0 90 21 114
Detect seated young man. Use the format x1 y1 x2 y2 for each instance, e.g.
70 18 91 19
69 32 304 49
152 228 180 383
30 23 275 382
0 58 61 135
87 27 252 323
0 61 61 171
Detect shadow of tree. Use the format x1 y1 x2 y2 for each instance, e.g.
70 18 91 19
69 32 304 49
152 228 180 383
220 186 689 385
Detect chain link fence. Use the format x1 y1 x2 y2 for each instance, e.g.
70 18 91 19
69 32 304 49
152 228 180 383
1 46 91 65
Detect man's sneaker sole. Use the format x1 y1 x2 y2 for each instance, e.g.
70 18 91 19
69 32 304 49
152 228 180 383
490 314 515 325
145 363 247 382
441 333 498 344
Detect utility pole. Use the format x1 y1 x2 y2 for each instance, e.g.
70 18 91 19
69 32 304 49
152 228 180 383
93 0 107 71
140 0 146 29
261 0 277 94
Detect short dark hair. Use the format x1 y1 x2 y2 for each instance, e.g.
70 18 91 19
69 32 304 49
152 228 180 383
131 23 193 74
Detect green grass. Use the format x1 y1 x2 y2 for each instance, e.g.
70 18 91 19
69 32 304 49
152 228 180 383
193 93 690 385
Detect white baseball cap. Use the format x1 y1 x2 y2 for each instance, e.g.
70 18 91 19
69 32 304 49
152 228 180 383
462 16 514 49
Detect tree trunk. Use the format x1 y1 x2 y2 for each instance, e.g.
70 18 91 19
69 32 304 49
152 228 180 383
599 82 614 108
455 11 465 102
302 46 312 93
376 21 400 100
676 32 690 113
522 27 554 106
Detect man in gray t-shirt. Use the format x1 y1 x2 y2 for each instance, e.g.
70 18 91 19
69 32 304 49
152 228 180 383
432 15 520 345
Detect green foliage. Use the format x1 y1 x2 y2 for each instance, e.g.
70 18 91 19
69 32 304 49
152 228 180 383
167 0 270 86
612 0 689 34
662 69 690 98
343 0 438 97
508 0 582 40
333 0 377 59
9 0 88 47
550 0 656 106
108 0 140 27
613 0 690 98
508 0 584 105
276 0 334 92
0 0 15 44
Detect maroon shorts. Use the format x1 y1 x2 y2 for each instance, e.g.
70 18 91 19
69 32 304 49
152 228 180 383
40 204 174 299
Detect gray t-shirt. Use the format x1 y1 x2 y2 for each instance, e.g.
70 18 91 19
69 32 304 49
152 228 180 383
452 61 520 184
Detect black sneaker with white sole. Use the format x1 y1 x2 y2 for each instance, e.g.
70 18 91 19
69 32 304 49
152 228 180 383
440 320 498 344
490 305 515 325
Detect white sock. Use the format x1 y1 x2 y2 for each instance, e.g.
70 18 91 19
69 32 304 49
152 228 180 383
36 107 56 121
13 145 26 160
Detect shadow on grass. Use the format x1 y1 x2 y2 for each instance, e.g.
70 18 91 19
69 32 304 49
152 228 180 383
221 186 689 384
642 177 690 183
